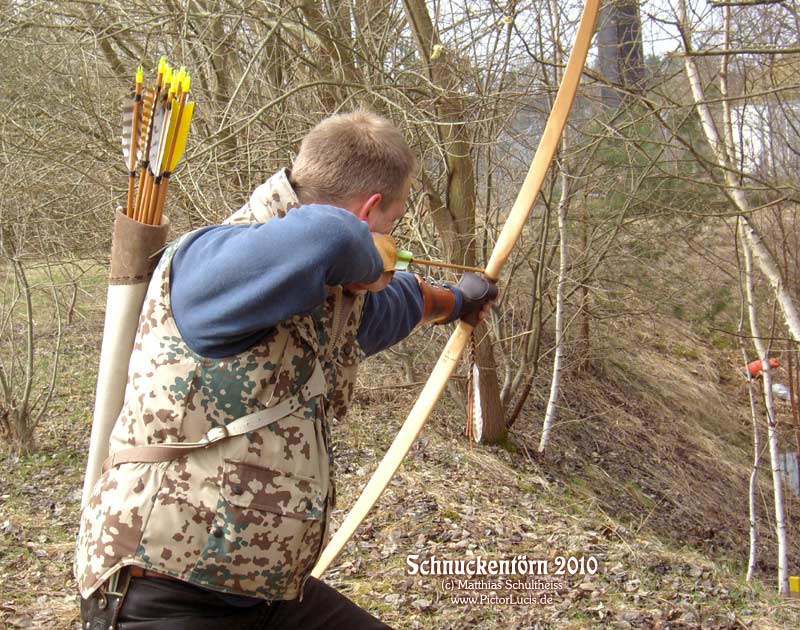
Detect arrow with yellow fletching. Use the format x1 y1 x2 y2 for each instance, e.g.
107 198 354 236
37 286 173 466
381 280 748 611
123 58 194 225
152 87 194 225
147 69 191 224
166 101 194 172
141 64 175 222
133 57 167 222
121 66 144 216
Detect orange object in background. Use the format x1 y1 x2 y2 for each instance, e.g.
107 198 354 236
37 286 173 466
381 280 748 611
745 358 781 379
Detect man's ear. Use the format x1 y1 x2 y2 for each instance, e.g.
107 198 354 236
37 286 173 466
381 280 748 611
357 193 382 221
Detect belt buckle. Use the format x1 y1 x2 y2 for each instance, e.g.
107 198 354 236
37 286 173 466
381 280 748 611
203 424 229 444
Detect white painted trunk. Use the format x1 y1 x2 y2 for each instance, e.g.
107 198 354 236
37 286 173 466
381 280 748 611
539 167 569 453
743 353 761 582
742 224 788 594
678 0 800 344
679 0 789 591
724 10 757 584
739 217 800 343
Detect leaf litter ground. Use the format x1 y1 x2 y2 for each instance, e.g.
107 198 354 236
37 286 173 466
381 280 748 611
1 274 798 629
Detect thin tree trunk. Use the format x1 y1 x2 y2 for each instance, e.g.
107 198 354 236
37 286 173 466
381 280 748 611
578 195 590 370
680 0 789 591
777 215 800 454
743 357 761 583
678 0 800 343
735 197 761 583
504 209 551 428
738 268 761 582
741 221 788 594
402 0 505 443
539 162 570 452
788 337 800 455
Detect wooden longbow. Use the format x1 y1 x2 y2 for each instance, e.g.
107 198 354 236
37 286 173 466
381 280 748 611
312 0 601 579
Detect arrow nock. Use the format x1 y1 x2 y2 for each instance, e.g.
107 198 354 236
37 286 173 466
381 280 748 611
396 250 413 271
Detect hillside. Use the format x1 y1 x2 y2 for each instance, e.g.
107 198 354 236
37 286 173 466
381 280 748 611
1 251 799 629
321 314 800 628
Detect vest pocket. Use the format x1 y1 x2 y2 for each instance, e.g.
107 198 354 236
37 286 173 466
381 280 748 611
198 459 326 598
222 459 325 519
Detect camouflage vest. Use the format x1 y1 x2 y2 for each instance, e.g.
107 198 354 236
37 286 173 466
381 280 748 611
75 170 365 600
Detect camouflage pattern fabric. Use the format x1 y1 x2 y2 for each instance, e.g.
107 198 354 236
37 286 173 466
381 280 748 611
75 170 366 600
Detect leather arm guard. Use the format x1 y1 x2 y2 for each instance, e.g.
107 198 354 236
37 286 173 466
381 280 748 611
416 272 498 326
416 276 458 325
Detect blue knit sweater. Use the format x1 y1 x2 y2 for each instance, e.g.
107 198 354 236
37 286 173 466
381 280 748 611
170 204 461 359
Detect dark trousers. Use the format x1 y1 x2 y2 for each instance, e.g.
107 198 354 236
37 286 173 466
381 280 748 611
117 576 391 630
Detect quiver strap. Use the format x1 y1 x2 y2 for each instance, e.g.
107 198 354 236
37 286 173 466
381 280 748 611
103 361 325 471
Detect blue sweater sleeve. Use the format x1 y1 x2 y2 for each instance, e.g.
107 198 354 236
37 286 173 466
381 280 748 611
170 204 383 358
357 272 462 357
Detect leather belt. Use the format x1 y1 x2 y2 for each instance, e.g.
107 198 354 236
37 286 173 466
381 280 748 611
103 361 325 472
127 566 183 582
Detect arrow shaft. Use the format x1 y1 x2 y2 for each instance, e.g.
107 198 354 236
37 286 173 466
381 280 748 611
152 176 170 226
409 257 484 275
126 170 137 217
150 94 188 226
126 83 143 216
126 120 140 215
144 177 162 225
138 172 155 223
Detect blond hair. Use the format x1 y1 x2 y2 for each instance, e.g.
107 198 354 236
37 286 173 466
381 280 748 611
290 111 416 207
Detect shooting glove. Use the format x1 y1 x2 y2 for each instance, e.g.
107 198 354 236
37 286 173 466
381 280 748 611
455 272 498 326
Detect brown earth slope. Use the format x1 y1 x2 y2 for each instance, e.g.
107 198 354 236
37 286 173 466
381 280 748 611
1 255 799 628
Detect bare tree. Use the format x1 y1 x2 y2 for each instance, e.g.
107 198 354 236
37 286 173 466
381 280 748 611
596 0 646 108
740 219 788 593
671 0 793 592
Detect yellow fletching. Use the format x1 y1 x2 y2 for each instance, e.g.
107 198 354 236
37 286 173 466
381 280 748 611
160 108 179 172
167 102 194 172
124 61 195 177
176 67 187 97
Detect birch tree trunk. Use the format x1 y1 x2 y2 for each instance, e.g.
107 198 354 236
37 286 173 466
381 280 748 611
739 292 762 582
678 0 789 592
743 359 761 583
741 221 788 593
677 0 800 344
724 9 760 583
539 161 570 452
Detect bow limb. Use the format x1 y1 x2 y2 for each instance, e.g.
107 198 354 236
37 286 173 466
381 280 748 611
311 0 601 579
